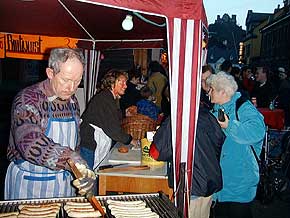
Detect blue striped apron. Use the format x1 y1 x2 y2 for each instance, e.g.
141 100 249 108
5 99 78 200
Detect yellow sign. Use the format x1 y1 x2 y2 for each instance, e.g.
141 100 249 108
0 33 78 60
0 34 4 58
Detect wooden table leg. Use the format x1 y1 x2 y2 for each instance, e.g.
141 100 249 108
98 175 107 195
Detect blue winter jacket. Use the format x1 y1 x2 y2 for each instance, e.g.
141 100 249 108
212 92 266 203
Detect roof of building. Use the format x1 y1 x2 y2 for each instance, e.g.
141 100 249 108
246 10 272 25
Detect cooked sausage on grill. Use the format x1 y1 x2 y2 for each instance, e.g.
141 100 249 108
0 211 19 218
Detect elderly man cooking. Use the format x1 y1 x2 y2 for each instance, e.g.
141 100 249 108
5 48 95 200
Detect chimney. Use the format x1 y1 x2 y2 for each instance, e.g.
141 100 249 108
232 15 237 24
216 15 221 23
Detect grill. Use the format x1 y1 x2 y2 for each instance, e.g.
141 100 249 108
0 192 180 218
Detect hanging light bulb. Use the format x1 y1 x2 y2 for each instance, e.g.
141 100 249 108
122 15 133 31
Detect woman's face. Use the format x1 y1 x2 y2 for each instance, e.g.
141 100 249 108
112 75 128 97
208 86 225 104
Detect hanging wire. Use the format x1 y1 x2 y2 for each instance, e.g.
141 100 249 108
133 12 166 27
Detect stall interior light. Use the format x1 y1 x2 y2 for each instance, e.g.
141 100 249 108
122 12 166 31
122 15 133 31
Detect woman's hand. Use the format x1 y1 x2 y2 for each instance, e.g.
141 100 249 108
218 112 229 129
130 139 140 148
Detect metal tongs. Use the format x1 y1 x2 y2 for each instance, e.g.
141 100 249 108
67 159 106 217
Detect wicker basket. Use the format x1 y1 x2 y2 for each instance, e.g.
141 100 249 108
122 113 157 140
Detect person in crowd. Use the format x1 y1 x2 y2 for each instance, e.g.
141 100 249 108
119 68 142 115
241 65 255 95
161 85 171 118
220 60 232 74
207 72 265 218
230 66 242 89
138 64 148 85
251 66 277 108
149 104 225 218
231 66 250 99
276 67 290 127
136 86 160 121
201 64 214 109
5 48 95 200
147 61 168 109
80 69 138 170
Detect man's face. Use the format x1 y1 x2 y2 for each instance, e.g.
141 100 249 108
279 72 287 80
112 75 128 97
201 70 212 92
243 69 252 78
255 67 265 83
47 57 83 100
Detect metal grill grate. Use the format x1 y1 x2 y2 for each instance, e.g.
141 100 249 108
0 192 180 218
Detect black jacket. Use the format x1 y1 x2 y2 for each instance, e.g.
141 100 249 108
80 89 132 151
252 80 276 108
152 105 225 197
192 106 225 196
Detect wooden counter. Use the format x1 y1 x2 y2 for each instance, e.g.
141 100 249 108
95 146 173 197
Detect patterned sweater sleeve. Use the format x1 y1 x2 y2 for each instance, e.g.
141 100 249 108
8 88 80 171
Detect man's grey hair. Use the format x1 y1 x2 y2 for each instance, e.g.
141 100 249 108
206 71 238 98
48 48 85 74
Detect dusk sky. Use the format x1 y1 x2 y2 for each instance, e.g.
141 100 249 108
203 0 283 29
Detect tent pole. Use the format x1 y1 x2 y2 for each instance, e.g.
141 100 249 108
58 0 95 40
177 162 186 217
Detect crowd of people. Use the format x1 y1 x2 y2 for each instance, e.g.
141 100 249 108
3 47 289 218
228 62 290 127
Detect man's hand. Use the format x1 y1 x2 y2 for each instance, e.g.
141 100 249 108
55 150 88 171
72 163 96 196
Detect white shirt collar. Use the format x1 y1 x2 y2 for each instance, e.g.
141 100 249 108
47 95 74 103
48 95 58 102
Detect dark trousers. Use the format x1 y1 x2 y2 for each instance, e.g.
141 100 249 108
212 201 253 218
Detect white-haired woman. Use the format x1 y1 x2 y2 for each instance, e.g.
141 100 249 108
207 72 265 218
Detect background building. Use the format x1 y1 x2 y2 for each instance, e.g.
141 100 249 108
243 1 289 70
260 2 290 69
243 10 272 65
207 14 246 70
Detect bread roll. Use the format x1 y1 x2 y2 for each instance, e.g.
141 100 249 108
118 146 129 153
